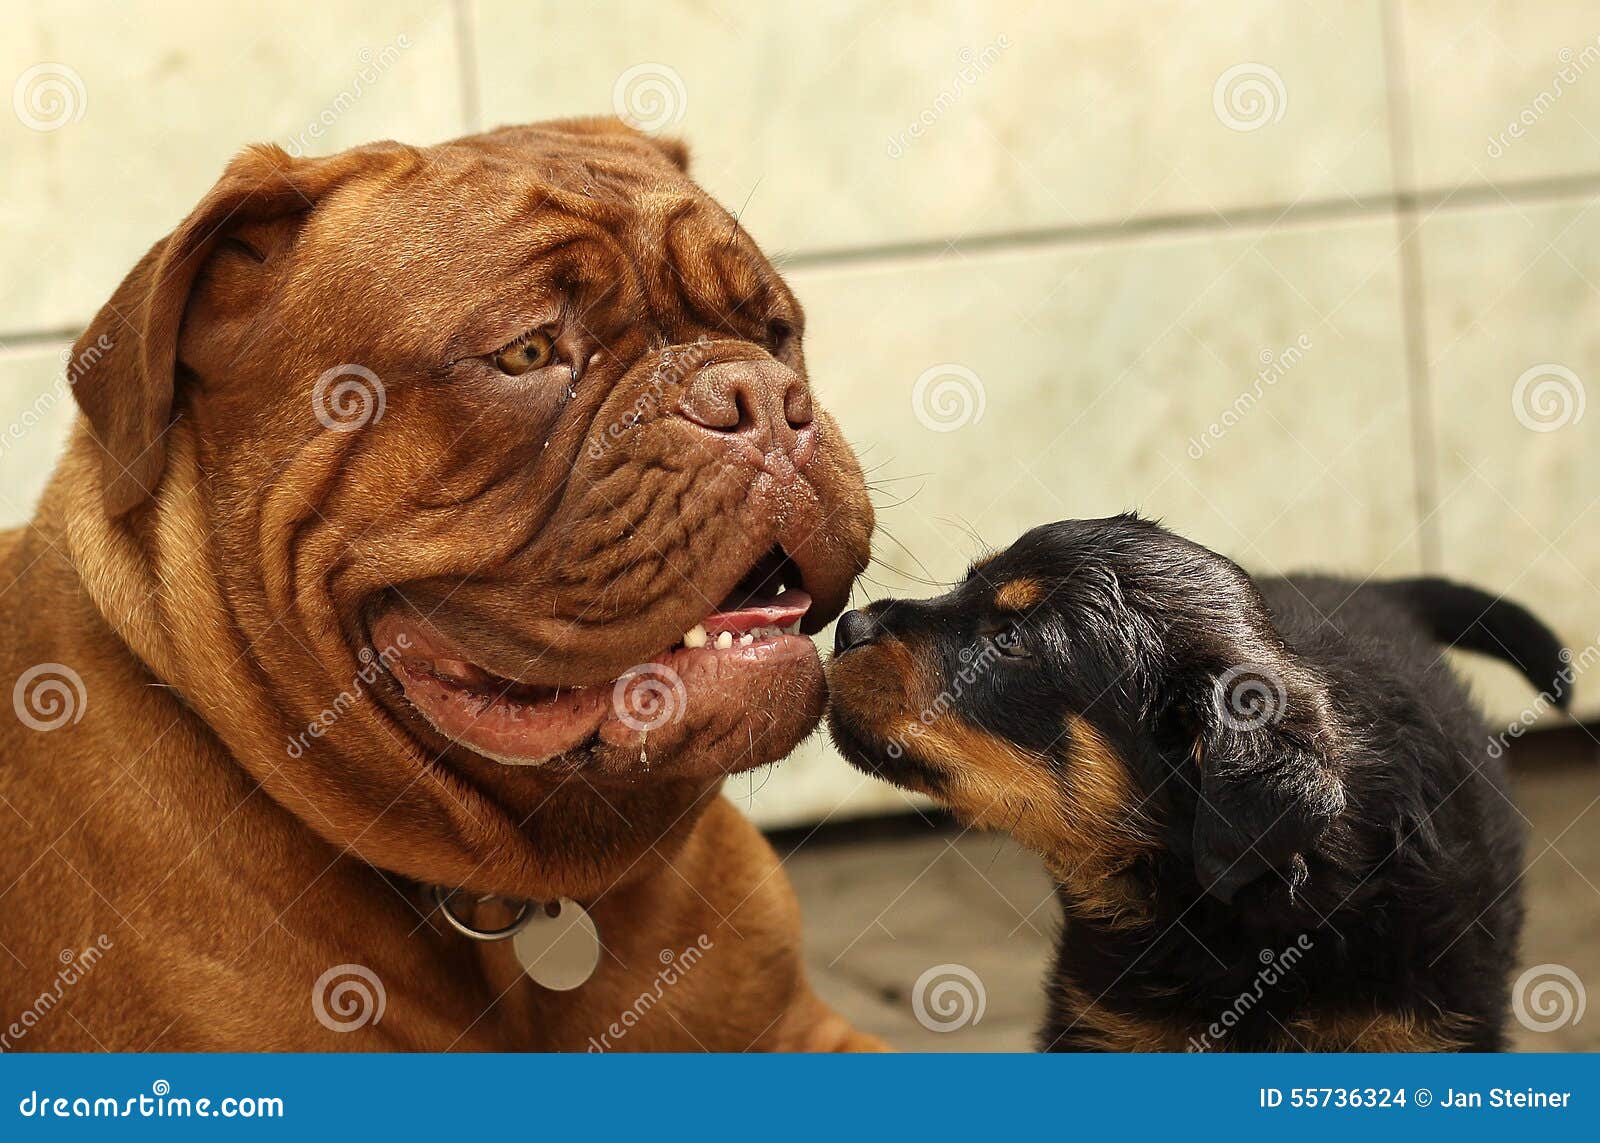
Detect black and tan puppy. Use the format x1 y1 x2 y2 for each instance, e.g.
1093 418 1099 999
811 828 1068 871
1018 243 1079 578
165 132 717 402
827 514 1569 1051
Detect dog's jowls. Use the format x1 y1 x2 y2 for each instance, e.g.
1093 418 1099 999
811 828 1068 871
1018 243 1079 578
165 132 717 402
0 119 880 1050
827 514 1568 1051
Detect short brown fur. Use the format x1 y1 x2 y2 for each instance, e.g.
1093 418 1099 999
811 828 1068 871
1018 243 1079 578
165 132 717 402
0 120 881 1051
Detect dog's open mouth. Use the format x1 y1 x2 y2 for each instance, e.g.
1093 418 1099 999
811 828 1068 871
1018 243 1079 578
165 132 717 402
370 545 820 768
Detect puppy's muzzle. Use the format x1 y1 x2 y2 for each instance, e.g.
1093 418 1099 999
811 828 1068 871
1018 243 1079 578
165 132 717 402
833 608 881 655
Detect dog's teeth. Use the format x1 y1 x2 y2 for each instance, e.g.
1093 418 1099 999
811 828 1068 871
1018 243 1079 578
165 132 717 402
715 631 734 650
739 633 755 646
786 620 802 635
683 624 708 649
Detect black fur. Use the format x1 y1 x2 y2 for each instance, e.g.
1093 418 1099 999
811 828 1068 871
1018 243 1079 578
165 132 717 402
828 514 1569 1051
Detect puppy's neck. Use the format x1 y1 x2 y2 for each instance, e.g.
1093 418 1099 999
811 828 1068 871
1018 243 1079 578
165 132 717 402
1036 716 1160 925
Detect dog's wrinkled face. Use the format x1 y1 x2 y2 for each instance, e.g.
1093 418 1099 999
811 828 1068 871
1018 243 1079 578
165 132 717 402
826 515 1344 908
69 119 871 842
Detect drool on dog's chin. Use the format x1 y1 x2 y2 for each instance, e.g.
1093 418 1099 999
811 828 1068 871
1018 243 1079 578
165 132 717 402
367 545 828 781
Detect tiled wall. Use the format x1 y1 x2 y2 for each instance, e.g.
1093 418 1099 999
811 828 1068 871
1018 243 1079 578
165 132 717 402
4 2 1598 826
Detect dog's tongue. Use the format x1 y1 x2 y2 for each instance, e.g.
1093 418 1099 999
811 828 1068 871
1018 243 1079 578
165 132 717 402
698 589 811 636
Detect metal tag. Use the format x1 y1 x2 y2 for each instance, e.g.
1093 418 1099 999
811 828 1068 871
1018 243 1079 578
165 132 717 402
511 898 601 991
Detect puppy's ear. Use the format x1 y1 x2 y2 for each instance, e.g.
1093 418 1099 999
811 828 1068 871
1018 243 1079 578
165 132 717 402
70 143 363 517
1186 652 1346 904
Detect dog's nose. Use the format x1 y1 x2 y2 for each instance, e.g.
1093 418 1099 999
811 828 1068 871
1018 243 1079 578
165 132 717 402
677 358 813 454
833 610 880 656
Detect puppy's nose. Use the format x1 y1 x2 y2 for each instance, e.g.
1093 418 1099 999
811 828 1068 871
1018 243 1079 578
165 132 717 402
834 610 880 656
677 358 813 455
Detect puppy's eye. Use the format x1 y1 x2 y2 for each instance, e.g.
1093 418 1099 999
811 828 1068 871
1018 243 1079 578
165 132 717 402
994 623 1030 658
491 330 557 376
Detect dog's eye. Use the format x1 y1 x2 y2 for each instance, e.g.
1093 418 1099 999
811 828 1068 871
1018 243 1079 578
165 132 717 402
993 623 1030 658
491 330 557 376
767 319 796 358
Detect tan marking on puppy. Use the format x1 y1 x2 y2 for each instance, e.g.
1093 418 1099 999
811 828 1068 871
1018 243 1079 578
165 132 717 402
825 637 932 744
1280 1008 1475 1052
993 578 1043 611
1054 988 1473 1053
912 715 1154 925
1050 977 1191 1052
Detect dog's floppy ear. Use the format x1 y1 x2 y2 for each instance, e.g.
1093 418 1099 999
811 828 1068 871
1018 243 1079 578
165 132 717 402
1185 646 1347 905
70 143 362 517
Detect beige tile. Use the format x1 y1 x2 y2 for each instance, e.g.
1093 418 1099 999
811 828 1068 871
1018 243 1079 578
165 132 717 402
0 342 76 529
1509 738 1600 1052
1401 1 1600 191
727 734 932 830
1418 194 1600 723
0 1 463 334
472 0 1393 258
743 213 1419 826
790 833 1051 1052
796 219 1420 580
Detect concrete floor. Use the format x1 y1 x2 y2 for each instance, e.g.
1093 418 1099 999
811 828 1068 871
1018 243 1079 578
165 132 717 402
779 727 1600 1052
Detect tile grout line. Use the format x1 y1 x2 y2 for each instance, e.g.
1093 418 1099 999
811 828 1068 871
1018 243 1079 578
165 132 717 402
774 171 1600 274
6 181 1600 348
1382 0 1443 573
0 327 85 353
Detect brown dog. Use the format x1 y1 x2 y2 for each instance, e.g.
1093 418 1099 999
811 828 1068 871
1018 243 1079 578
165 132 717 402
0 118 879 1051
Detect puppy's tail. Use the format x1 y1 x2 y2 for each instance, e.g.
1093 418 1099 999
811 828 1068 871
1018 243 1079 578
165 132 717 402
1380 577 1572 709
